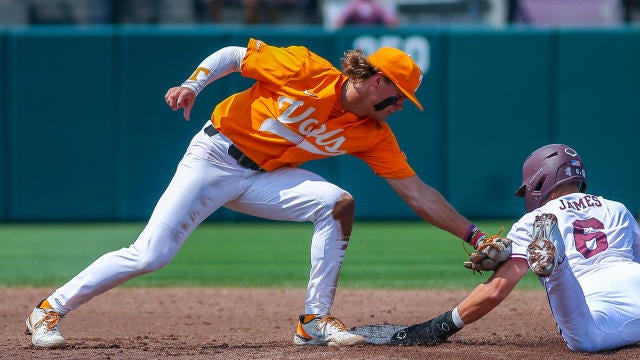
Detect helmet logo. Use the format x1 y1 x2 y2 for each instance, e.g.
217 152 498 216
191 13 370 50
564 166 573 177
564 147 578 157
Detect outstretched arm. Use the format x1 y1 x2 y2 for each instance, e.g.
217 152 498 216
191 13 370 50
387 175 511 271
457 258 529 323
391 258 529 346
164 46 247 120
386 175 472 240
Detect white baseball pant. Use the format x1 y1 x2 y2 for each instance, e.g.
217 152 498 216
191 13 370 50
48 123 353 316
543 260 640 351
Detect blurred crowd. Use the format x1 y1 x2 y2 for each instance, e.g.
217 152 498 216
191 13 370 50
0 0 639 27
0 0 320 25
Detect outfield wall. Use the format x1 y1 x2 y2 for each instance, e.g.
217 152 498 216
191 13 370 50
1 25 639 222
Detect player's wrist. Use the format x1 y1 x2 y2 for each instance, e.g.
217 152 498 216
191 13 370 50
451 307 465 328
463 224 486 248
180 81 201 96
433 311 462 339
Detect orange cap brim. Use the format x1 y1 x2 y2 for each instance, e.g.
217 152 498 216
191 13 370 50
397 86 423 111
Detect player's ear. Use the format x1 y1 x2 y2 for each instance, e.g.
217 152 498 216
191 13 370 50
375 72 384 87
371 72 384 90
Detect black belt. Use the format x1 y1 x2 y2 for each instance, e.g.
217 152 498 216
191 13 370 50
204 125 264 171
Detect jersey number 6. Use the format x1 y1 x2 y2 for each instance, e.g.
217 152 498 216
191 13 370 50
573 218 608 259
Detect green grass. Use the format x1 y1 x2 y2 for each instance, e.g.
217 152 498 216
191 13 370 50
0 221 540 290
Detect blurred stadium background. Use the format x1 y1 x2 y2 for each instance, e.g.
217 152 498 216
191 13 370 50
1 0 640 27
0 0 640 27
1 0 639 224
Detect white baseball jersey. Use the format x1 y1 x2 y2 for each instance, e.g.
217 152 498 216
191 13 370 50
508 192 640 352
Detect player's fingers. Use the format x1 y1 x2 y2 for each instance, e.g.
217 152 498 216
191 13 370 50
176 93 187 108
177 94 193 121
163 88 173 102
164 87 180 110
183 106 192 121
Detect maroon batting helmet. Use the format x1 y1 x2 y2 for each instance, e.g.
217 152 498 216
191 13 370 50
515 144 587 212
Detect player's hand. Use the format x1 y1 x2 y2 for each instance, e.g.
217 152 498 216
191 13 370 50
390 311 461 346
164 86 196 121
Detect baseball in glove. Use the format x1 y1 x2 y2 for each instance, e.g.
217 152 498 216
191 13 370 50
463 227 512 272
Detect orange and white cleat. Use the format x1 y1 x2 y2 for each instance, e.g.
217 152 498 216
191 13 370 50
25 299 66 348
294 314 364 346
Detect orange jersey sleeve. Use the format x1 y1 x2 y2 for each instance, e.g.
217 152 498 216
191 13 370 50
210 38 415 179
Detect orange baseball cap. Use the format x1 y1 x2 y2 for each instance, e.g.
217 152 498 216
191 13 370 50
368 47 424 111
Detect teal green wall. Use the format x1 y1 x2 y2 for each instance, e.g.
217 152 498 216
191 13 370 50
0 33 5 221
1 26 639 221
554 30 640 215
445 29 555 217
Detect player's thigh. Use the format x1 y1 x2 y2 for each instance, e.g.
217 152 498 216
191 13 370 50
149 154 242 226
226 167 350 222
587 262 640 337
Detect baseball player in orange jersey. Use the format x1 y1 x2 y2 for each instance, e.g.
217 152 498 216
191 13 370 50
390 144 640 352
26 38 499 347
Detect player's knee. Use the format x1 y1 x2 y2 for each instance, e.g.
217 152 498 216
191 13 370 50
332 193 355 238
128 223 182 274
333 193 355 220
133 250 173 274
566 337 601 353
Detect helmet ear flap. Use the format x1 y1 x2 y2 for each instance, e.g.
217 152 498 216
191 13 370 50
524 175 547 212
533 175 547 192
578 181 587 193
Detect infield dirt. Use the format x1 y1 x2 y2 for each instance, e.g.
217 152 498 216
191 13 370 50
3 287 638 359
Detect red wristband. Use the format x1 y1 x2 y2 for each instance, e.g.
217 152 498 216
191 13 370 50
464 224 485 247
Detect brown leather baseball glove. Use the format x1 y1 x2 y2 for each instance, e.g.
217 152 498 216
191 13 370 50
464 227 512 272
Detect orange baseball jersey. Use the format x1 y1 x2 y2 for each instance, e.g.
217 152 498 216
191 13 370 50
211 38 416 179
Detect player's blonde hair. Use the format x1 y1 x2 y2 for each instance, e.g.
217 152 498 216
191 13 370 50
341 49 378 80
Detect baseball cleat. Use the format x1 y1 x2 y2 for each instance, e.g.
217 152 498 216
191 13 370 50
293 314 365 346
527 213 565 277
25 300 66 348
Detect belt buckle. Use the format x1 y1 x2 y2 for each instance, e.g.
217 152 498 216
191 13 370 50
238 155 262 171
236 153 249 167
